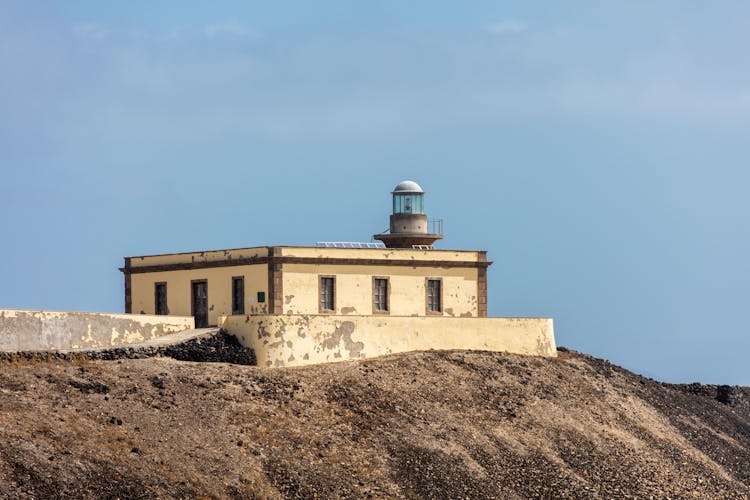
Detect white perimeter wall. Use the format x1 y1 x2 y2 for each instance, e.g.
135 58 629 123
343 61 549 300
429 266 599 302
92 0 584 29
222 314 556 367
0 309 194 352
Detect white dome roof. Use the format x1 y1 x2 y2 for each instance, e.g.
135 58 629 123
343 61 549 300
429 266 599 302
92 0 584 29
392 180 424 193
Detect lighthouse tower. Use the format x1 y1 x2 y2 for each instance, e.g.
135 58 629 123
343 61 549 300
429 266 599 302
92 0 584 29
373 180 443 248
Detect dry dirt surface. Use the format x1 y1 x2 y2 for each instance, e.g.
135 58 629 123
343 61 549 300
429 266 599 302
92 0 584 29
0 347 748 499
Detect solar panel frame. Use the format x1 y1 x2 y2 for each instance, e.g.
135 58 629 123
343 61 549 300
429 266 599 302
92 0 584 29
316 242 387 249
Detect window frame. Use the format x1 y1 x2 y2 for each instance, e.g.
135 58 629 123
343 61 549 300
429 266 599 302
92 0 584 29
425 277 443 315
154 282 168 315
232 276 245 315
319 275 336 313
372 276 390 314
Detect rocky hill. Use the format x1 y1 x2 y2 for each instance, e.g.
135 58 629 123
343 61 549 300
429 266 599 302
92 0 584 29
0 347 748 498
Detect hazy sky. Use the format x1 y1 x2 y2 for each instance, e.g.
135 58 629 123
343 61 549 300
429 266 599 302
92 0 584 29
2 1 749 384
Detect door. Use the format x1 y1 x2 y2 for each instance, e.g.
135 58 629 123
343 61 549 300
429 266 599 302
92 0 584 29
191 280 208 328
155 282 168 315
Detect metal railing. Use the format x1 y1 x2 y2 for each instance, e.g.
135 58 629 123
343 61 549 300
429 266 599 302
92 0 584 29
429 218 443 235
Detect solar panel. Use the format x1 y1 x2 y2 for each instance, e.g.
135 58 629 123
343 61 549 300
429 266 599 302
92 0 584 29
316 242 386 249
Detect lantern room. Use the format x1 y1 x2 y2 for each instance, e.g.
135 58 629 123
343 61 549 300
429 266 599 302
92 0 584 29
392 180 425 214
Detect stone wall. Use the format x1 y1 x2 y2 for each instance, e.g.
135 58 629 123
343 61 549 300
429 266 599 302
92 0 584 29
0 330 254 364
0 309 194 352
221 314 556 367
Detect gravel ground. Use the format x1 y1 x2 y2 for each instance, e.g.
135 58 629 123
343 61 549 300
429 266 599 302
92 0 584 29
0 346 747 498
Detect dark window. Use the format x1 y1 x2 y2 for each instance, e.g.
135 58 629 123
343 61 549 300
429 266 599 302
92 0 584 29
427 279 442 313
232 277 244 315
319 276 335 312
155 282 168 315
257 291 266 303
373 278 389 312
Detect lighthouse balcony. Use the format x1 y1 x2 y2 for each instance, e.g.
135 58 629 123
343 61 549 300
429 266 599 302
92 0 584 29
373 218 443 249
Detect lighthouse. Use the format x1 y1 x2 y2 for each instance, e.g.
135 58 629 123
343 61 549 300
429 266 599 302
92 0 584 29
373 180 443 248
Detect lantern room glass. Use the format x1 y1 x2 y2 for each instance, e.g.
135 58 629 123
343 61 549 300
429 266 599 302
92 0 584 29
393 193 424 214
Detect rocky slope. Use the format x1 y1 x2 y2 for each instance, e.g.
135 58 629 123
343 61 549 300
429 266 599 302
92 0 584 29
0 347 748 498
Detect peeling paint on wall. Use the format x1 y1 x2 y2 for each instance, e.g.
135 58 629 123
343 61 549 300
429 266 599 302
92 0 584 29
222 314 555 367
0 309 194 352
283 263 480 317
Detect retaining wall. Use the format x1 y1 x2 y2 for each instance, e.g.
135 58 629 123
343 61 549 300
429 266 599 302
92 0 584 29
0 309 194 352
221 314 556 367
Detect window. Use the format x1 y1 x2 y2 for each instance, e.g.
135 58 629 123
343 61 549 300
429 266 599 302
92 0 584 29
154 282 168 315
373 278 389 313
319 276 335 312
232 277 244 315
426 279 442 313
257 291 266 303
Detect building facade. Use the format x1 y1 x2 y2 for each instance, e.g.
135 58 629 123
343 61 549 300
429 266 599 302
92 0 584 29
122 246 489 327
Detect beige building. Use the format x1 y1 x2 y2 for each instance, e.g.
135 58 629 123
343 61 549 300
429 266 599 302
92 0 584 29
121 181 555 366
123 245 488 327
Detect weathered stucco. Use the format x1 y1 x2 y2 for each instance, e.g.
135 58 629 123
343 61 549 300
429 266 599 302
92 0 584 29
129 247 269 268
278 246 482 262
282 263 479 317
125 246 488 325
130 264 268 326
0 309 194 352
221 314 556 367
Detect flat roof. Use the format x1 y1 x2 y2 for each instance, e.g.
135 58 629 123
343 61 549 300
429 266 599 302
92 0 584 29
125 245 485 260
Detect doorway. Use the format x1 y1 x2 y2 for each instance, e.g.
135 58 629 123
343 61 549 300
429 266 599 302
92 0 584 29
191 280 208 328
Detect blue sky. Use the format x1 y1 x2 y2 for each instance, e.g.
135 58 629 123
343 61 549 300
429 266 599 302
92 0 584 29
1 1 749 384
